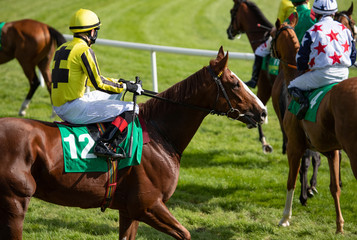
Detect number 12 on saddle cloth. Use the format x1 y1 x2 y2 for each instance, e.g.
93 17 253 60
56 117 144 173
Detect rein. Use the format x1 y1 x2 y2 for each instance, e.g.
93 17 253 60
139 66 245 120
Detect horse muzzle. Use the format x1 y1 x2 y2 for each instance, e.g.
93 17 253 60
242 109 267 129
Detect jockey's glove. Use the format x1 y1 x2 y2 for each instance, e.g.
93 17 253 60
125 82 143 95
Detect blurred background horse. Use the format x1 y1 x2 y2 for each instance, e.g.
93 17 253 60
0 19 65 116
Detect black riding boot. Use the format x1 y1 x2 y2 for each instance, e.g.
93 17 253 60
94 115 129 159
94 124 125 159
245 55 263 88
288 87 309 120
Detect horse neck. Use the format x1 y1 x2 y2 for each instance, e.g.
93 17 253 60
279 38 300 85
240 3 272 50
140 68 214 154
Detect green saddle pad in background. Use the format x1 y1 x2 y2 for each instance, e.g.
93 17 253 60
261 56 280 76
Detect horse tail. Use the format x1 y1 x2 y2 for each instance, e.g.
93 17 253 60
48 26 66 47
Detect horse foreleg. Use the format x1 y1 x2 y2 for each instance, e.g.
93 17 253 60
299 151 311 206
258 125 273 154
326 150 344 233
140 199 190 240
119 213 139 240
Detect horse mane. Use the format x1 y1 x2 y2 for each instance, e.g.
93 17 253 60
245 0 273 28
140 67 208 119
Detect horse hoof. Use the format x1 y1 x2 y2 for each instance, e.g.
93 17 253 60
307 189 314 198
279 219 290 227
311 186 318 194
19 110 26 116
262 144 273 154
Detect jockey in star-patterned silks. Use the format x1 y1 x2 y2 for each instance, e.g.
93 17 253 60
287 0 356 120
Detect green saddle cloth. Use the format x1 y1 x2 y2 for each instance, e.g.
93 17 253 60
57 117 143 173
288 83 337 122
0 22 6 51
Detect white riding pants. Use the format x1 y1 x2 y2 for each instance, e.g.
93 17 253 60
255 36 272 57
288 67 349 91
53 90 139 124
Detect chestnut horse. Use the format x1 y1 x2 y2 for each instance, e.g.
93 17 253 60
227 0 273 153
0 19 66 116
272 18 357 233
0 47 267 240
227 0 322 205
271 5 355 206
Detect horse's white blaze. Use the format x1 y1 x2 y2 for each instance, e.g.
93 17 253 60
279 189 294 227
232 71 266 111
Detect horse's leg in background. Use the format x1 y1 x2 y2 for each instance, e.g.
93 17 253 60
258 125 273 153
299 151 311 206
38 56 57 118
256 70 273 153
338 150 342 188
17 62 40 116
309 151 321 194
325 150 344 233
119 214 139 240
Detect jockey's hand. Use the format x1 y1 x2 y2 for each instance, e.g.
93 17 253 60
126 82 143 95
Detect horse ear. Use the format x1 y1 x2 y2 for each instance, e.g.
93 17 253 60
347 2 353 16
275 18 281 29
288 12 299 28
217 46 225 60
216 51 229 72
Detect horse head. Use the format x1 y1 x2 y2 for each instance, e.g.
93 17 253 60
227 0 273 47
334 2 355 39
207 46 267 128
227 0 245 39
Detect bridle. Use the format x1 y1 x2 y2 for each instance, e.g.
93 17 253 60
271 24 297 69
335 12 356 38
227 0 271 43
137 66 246 120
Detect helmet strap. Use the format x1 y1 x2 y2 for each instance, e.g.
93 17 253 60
88 28 99 44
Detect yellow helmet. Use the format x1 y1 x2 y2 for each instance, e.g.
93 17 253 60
69 9 101 33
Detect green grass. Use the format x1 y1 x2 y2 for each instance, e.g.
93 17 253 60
1 0 357 239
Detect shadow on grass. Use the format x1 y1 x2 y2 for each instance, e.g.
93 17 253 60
24 216 118 236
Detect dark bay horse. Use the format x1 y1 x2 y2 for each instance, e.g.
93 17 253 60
226 0 273 153
227 0 321 205
272 18 357 233
0 19 66 116
0 47 267 240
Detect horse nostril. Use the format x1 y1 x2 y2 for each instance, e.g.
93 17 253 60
261 110 267 120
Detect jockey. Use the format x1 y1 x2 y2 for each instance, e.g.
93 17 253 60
245 0 315 88
287 0 357 120
51 9 143 159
